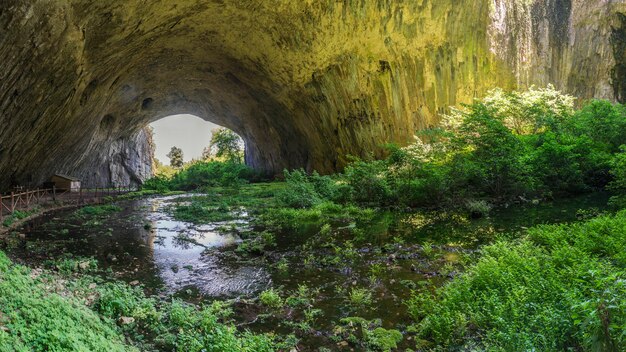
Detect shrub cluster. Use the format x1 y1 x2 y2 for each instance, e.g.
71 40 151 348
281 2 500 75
279 87 626 209
143 161 262 192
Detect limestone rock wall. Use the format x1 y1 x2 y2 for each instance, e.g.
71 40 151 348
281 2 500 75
0 0 624 190
73 128 154 188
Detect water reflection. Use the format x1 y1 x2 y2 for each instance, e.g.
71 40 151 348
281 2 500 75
144 196 269 296
12 195 270 298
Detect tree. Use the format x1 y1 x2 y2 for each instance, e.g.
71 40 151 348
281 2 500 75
167 146 184 168
201 146 212 161
209 128 243 163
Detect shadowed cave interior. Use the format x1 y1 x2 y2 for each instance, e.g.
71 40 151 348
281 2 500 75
0 0 625 190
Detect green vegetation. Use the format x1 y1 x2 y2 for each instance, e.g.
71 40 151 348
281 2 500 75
166 146 184 168
1 208 38 227
259 288 284 309
93 283 276 351
75 204 122 216
0 251 133 351
333 317 403 351
347 287 373 308
149 86 626 350
145 127 249 191
209 127 245 163
409 210 626 351
5 86 626 351
144 161 261 192
173 200 235 223
146 87 626 213
274 87 626 210
0 250 277 351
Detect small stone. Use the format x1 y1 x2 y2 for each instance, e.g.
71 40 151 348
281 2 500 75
17 233 26 240
78 261 91 270
129 280 139 286
88 283 97 289
337 341 349 347
119 316 135 325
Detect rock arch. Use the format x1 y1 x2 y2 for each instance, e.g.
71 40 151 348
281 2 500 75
0 0 624 189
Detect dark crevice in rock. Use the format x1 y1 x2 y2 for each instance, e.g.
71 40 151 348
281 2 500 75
80 79 99 106
612 12 626 103
100 114 116 130
141 98 154 110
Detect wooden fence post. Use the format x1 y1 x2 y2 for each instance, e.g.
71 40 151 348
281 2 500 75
10 192 14 213
52 186 56 201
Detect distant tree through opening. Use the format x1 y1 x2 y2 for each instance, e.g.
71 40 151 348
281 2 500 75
150 114 235 164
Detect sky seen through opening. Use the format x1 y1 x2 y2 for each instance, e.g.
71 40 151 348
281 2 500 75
150 114 220 163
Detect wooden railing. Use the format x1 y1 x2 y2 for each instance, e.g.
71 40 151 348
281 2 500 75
0 185 136 223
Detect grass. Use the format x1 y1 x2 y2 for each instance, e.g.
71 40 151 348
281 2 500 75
169 183 285 224
75 204 122 217
409 209 626 351
173 201 235 223
116 190 185 201
0 251 134 351
0 250 279 351
347 288 373 308
259 288 283 309
334 317 403 352
1 208 39 227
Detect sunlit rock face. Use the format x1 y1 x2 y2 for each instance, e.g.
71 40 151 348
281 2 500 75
0 0 624 189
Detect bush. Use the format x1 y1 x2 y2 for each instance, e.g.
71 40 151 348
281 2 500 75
75 204 122 216
465 199 492 218
277 169 321 208
390 160 450 207
451 103 530 197
93 281 276 351
143 161 260 191
142 176 171 192
326 89 626 208
526 132 586 194
568 100 626 153
609 146 626 194
259 288 284 309
343 158 391 205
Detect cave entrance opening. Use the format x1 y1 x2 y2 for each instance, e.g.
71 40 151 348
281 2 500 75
148 114 245 175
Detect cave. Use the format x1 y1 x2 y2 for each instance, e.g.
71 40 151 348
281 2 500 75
0 0 625 190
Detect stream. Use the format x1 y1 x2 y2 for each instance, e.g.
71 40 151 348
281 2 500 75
2 191 611 349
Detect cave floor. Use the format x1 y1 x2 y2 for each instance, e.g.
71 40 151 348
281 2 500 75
2 184 611 350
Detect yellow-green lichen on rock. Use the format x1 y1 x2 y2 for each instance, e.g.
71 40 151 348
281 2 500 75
0 0 625 189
